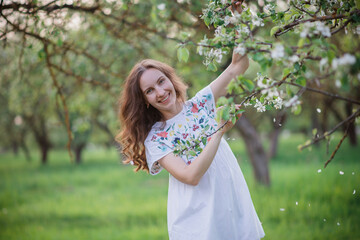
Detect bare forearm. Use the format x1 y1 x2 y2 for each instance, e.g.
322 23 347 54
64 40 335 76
210 56 249 101
184 131 224 185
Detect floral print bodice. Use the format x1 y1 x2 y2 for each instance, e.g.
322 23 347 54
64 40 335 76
144 86 218 175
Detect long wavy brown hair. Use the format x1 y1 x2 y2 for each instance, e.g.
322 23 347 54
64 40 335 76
116 59 188 172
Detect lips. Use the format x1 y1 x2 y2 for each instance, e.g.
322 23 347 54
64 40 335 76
158 93 170 103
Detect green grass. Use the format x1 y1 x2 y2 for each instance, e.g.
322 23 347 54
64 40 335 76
0 134 359 240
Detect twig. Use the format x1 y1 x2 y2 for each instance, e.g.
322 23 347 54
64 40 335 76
282 81 360 105
330 19 352 35
324 121 352 168
300 108 360 150
274 10 359 37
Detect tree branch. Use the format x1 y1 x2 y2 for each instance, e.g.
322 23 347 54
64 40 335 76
299 108 360 150
283 81 360 105
44 44 73 162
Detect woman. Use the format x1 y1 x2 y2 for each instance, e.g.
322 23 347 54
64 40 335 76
117 3 265 240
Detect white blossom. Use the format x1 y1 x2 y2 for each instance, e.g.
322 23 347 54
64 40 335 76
254 99 266 112
273 97 283 109
234 43 246 56
157 3 166 10
335 79 341 88
300 22 313 38
271 44 285 59
339 171 344 175
289 55 299 63
264 4 275 13
300 21 331 38
284 95 300 108
237 25 250 35
256 73 267 88
244 101 252 107
224 16 231 26
332 54 356 69
214 26 232 42
356 26 360 35
203 48 226 65
314 21 331 37
252 15 264 27
319 57 328 71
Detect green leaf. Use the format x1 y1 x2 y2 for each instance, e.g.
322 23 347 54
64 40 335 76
327 50 336 63
38 49 45 59
231 116 237 125
284 13 292 22
270 26 280 36
57 38 63 47
221 108 230 121
295 76 306 86
286 85 294 97
297 38 305 48
189 150 197 156
240 78 255 92
201 137 207 146
204 16 211 27
293 105 302 115
252 52 265 62
282 68 291 78
177 47 189 63
207 62 218 72
312 128 318 136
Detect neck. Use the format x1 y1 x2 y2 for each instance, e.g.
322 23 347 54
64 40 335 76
162 100 183 121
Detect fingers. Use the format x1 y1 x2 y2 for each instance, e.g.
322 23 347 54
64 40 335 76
231 0 243 14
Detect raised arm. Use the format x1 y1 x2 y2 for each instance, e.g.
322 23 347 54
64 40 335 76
209 0 249 102
210 54 249 102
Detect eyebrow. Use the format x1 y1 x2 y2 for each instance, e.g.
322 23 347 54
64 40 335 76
143 76 165 93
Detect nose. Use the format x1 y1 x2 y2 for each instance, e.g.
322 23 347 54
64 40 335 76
155 86 165 97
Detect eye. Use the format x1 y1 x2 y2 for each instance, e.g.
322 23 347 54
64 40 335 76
159 78 165 84
145 88 153 95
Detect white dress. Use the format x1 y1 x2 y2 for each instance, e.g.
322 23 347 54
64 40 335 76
144 86 265 240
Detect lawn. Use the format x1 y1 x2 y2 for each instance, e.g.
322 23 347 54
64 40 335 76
0 134 359 240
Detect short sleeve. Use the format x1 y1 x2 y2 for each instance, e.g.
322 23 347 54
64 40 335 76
144 135 172 175
190 85 216 118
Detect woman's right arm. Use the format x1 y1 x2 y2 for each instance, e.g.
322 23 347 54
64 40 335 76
158 113 240 186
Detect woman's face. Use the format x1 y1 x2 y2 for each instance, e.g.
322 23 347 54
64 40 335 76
139 68 178 118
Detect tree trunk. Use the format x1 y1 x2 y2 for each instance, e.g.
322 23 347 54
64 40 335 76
11 141 19 156
41 146 49 164
345 102 357 146
235 116 270 186
74 143 86 164
25 116 52 164
20 141 31 161
268 112 287 159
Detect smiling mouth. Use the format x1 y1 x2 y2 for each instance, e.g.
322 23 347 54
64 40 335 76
159 93 170 103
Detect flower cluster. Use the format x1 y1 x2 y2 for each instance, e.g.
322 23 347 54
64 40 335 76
284 95 301 113
300 21 331 38
331 54 356 69
214 26 233 43
234 43 246 56
243 73 284 112
271 44 285 60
